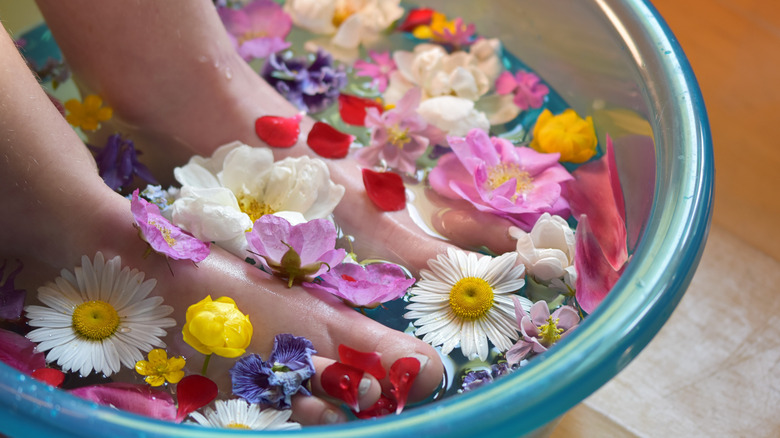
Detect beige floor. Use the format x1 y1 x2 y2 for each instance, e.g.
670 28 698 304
553 0 780 436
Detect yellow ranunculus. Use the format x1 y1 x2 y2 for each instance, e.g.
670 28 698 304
531 109 598 163
64 94 113 131
182 295 253 358
135 348 186 386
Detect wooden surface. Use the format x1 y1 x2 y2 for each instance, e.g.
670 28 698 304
552 0 780 436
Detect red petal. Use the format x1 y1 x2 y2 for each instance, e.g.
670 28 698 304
397 8 436 32
362 169 406 211
320 362 364 411
255 114 303 148
31 368 65 387
566 135 628 271
175 374 218 423
307 122 354 159
574 215 624 314
338 94 384 126
389 357 420 414
352 393 397 419
338 344 386 380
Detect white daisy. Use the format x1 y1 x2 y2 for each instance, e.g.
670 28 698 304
24 252 175 377
188 399 301 431
404 248 531 361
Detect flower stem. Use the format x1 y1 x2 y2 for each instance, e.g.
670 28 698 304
201 353 212 376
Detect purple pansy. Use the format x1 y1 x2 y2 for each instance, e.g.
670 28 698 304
0 260 25 320
355 88 445 175
495 70 549 111
218 0 292 61
89 133 157 192
261 49 347 113
230 334 316 409
353 50 397 92
460 369 492 392
246 215 347 287
131 190 210 262
506 298 579 365
303 262 414 309
429 128 573 231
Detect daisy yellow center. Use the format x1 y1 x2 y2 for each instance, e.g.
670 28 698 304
486 163 534 195
226 423 252 430
388 125 411 149
538 316 563 345
72 300 120 341
238 194 275 224
448 277 494 320
149 220 176 247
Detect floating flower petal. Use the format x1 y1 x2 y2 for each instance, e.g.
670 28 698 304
0 328 44 374
218 0 292 61
389 357 420 414
362 169 406 212
176 374 218 423
321 361 364 411
89 133 157 192
338 344 386 380
70 383 177 421
307 121 354 158
338 93 384 126
64 94 112 131
303 262 414 308
255 114 302 148
353 51 397 92
135 348 186 387
506 298 580 364
531 109 598 163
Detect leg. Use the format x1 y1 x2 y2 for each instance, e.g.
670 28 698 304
0 26 442 424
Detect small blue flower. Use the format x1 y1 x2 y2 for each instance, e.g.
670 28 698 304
230 334 317 409
459 369 493 393
261 49 347 113
89 133 157 192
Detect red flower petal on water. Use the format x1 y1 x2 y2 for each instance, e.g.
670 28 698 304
320 362 364 411
175 374 218 423
397 8 436 32
338 344 386 380
31 368 65 387
307 122 354 159
338 94 384 126
352 393 397 419
255 114 303 148
574 214 624 314
362 169 406 211
389 357 420 414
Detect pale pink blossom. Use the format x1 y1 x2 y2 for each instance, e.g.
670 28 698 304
506 298 579 365
495 70 549 111
303 262 414 308
353 50 397 92
218 0 292 61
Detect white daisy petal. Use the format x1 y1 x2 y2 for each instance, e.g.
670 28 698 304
24 252 174 377
188 399 300 430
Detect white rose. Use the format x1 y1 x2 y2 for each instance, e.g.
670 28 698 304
509 213 576 284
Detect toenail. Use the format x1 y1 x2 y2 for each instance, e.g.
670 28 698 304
409 353 429 372
358 375 372 396
323 409 343 424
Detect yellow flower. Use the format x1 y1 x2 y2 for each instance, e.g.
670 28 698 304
412 12 455 40
182 295 252 358
64 94 113 131
135 349 186 386
531 109 598 163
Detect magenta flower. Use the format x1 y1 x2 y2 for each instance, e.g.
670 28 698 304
131 189 211 262
0 328 45 374
506 298 579 365
303 263 415 309
495 70 549 111
70 383 177 421
355 88 445 175
353 51 397 92
218 0 292 61
432 18 477 49
246 215 347 287
429 128 573 230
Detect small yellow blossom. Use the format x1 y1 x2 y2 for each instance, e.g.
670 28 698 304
412 12 455 40
182 296 253 358
134 349 186 386
531 109 598 163
64 94 113 131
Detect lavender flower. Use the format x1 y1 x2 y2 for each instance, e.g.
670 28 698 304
506 298 580 365
261 49 347 113
230 334 317 409
460 369 492 392
89 133 157 192
0 260 25 320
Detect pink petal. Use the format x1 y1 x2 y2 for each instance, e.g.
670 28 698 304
289 218 338 265
567 135 628 270
70 383 177 421
175 374 218 423
247 214 293 265
574 215 623 314
428 153 471 200
494 71 518 95
0 329 45 374
238 37 291 61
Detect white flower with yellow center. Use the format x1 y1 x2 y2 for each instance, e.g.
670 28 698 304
188 399 300 431
24 253 175 377
171 141 345 257
404 248 531 361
